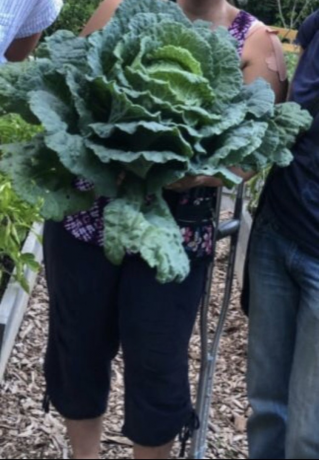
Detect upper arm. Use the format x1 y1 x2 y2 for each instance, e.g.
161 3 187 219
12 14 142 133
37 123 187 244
5 0 62 62
5 33 41 62
242 26 288 103
81 0 123 37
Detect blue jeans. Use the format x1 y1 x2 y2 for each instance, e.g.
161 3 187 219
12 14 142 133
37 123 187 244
248 208 319 459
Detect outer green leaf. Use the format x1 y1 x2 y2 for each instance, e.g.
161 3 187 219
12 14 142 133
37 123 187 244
213 167 243 188
104 183 190 283
87 76 161 123
274 102 313 148
210 121 268 167
0 60 53 123
28 90 75 133
85 138 189 179
257 120 294 167
197 26 243 102
238 79 275 119
112 15 169 68
257 120 280 157
37 30 90 71
44 131 118 197
0 139 94 221
240 151 270 172
89 120 195 158
145 162 189 192
270 148 294 167
65 68 95 132
189 164 242 188
112 0 191 30
200 102 247 137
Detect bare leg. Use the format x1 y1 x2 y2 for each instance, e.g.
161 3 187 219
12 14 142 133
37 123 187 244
134 441 174 460
66 418 103 460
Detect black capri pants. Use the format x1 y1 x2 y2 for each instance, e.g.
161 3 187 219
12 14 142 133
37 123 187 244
43 221 207 447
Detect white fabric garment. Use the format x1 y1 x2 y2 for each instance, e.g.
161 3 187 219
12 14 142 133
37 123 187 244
0 0 63 63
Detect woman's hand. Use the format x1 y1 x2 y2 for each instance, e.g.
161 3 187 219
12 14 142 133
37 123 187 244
166 175 223 192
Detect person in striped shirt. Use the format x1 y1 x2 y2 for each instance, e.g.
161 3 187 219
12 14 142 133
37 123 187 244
0 0 62 64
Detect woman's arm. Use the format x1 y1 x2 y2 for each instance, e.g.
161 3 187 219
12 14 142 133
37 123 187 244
231 26 289 181
81 0 122 37
5 33 42 62
242 26 288 103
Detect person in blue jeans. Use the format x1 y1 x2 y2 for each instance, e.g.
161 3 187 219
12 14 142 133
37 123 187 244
247 11 319 460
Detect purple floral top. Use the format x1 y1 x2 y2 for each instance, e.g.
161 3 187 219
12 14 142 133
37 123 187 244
64 11 257 258
229 10 257 56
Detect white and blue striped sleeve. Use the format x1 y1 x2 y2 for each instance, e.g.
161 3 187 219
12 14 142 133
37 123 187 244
16 0 63 38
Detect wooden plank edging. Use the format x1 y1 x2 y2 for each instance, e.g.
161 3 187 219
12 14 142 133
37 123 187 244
0 223 43 383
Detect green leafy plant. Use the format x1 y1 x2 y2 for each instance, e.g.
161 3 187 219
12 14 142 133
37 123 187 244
0 176 41 292
286 52 299 80
246 0 319 28
45 0 101 36
0 0 312 284
0 115 42 292
0 114 42 144
274 0 318 29
247 166 271 216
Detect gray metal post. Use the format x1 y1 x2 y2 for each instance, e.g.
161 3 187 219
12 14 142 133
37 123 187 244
190 184 244 459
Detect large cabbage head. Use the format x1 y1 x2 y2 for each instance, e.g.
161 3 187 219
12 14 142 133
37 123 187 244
0 0 245 191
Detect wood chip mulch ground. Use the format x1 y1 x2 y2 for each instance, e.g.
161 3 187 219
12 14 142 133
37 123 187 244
0 233 249 459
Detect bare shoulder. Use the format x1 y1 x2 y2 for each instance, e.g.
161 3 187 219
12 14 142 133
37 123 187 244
81 0 123 37
243 24 283 63
241 22 288 101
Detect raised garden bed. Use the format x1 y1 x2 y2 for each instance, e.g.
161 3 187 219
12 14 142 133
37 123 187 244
0 223 43 382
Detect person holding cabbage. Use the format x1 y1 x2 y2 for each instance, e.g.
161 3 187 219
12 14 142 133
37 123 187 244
40 0 288 459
